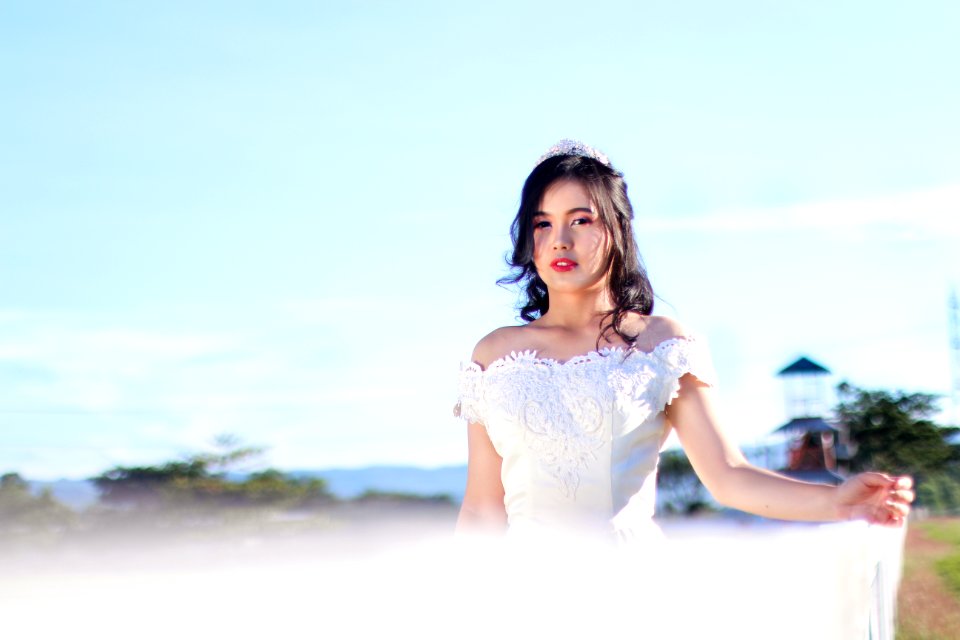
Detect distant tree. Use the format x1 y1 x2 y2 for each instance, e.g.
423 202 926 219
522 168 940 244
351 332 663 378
236 469 333 507
190 434 267 475
836 383 958 474
1 472 28 492
0 472 75 536
91 436 333 511
93 460 211 508
915 473 960 515
656 450 713 515
836 383 960 514
353 489 454 505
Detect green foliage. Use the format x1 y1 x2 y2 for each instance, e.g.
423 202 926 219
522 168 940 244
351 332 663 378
935 553 960 597
93 460 212 507
927 518 960 596
3 437 460 544
924 517 960 596
836 383 958 477
921 518 960 546
836 383 960 514
354 489 453 504
235 469 333 507
915 473 960 516
91 436 333 511
1 472 28 492
656 449 712 514
0 472 75 538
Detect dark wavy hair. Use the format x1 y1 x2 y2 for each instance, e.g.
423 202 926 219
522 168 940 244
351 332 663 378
497 154 654 346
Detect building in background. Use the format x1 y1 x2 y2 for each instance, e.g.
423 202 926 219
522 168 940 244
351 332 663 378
771 356 848 485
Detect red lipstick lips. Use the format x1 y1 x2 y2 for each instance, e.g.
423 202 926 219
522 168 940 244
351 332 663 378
550 258 577 272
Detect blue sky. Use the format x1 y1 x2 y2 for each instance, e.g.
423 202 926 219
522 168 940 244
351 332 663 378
2 1 958 479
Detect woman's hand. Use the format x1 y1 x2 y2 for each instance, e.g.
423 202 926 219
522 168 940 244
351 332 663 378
835 473 914 526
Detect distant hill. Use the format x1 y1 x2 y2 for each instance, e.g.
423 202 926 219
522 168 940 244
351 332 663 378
28 465 469 510
290 465 467 501
29 478 101 510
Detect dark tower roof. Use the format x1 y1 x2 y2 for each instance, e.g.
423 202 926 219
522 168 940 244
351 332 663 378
777 356 831 376
773 417 838 435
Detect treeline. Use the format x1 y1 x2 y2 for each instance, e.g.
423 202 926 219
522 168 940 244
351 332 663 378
91 437 333 511
658 383 960 516
0 473 76 539
0 436 454 544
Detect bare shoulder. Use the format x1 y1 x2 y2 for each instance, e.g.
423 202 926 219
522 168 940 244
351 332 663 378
470 325 533 369
622 313 691 350
644 314 689 338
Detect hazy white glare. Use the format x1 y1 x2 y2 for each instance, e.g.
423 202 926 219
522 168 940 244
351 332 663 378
1 520 904 639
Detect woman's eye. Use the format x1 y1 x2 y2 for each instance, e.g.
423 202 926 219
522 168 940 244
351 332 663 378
572 217 592 226
533 220 550 229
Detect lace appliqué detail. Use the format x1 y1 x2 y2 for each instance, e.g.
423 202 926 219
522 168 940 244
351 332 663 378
454 337 716 499
454 362 485 425
519 378 606 498
456 350 615 498
653 336 718 409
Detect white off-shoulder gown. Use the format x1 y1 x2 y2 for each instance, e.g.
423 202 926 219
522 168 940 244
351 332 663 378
456 335 716 541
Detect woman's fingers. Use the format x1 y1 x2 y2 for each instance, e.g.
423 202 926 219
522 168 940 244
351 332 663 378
891 489 914 504
842 473 915 526
886 499 911 517
867 503 906 526
858 472 894 488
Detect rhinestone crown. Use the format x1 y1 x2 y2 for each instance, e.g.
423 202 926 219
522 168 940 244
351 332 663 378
536 139 612 168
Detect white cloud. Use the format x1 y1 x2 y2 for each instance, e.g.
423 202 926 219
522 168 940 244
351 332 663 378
645 183 960 238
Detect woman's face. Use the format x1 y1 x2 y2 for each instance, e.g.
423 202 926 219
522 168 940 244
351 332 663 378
532 179 611 295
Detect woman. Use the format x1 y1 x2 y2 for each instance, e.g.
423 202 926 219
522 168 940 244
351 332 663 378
455 139 914 539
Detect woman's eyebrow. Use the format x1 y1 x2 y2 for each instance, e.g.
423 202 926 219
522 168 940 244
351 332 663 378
534 207 595 216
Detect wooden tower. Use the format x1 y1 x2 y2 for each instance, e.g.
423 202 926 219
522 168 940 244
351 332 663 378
772 356 845 485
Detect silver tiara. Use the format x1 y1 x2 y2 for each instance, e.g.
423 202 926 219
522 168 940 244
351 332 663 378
536 139 612 168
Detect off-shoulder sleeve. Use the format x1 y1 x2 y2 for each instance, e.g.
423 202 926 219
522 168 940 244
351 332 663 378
654 335 718 409
453 362 486 425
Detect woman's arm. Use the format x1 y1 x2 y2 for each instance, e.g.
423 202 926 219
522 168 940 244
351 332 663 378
456 421 507 533
667 374 913 524
455 330 514 533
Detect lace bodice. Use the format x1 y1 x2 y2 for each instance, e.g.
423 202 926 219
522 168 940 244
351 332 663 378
456 335 716 537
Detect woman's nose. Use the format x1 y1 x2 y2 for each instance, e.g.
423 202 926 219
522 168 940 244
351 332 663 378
552 226 571 250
